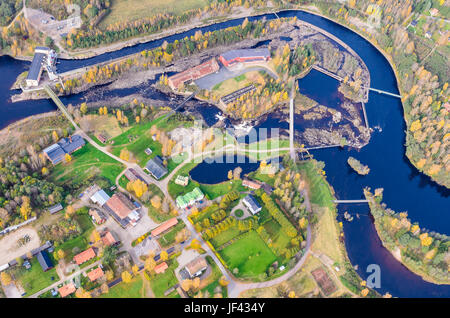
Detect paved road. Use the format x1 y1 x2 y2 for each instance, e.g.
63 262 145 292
29 260 101 298
46 91 314 298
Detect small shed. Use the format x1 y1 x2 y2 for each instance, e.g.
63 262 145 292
37 250 54 272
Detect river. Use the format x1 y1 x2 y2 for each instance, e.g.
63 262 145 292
0 9 449 297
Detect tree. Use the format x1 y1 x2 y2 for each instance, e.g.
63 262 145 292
132 264 139 276
52 130 59 142
80 102 88 114
144 256 156 273
160 250 168 261
0 272 12 285
65 153 72 163
100 283 109 295
20 196 32 220
41 167 49 176
105 270 114 281
121 271 132 283
55 249 65 261
227 170 233 180
120 149 130 162
103 245 118 265
91 229 101 242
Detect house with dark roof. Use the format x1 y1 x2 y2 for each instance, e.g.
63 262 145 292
219 48 270 67
103 192 141 227
145 156 168 180
36 250 54 272
242 194 262 215
48 203 63 214
43 135 85 164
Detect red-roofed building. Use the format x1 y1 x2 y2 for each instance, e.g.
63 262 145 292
104 192 141 227
74 247 96 265
58 283 76 297
87 267 104 282
242 178 262 190
154 262 168 274
151 218 178 237
168 58 219 90
102 231 119 247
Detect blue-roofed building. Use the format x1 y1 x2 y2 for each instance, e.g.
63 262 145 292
242 194 262 215
219 48 270 67
43 134 85 164
36 250 54 272
145 156 168 180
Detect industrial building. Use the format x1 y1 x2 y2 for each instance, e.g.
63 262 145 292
219 48 270 68
26 46 58 87
168 58 220 90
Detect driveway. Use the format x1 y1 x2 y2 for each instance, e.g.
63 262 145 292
2 283 22 298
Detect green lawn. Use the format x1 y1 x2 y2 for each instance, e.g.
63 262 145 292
99 0 209 29
49 143 124 186
297 160 334 209
219 231 277 279
149 261 179 297
17 258 59 296
100 276 144 298
158 222 186 247
210 226 242 248
201 256 227 297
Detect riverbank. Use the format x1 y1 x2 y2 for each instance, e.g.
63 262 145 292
364 189 450 286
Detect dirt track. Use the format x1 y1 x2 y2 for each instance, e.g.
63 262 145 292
0 227 40 265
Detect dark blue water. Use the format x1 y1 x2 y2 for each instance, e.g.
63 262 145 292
1 10 449 297
190 155 260 184
298 69 342 109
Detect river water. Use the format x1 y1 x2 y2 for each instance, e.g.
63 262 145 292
0 10 449 297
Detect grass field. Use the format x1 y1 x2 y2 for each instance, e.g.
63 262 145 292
210 226 242 248
211 71 265 97
219 231 277 279
16 258 59 296
100 276 145 298
298 160 335 209
49 143 124 186
149 261 178 297
99 0 209 29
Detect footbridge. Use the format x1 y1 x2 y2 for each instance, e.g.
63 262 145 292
43 85 77 128
312 65 401 99
334 200 369 204
172 90 197 113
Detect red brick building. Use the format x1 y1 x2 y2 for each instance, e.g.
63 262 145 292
219 48 270 68
168 58 219 90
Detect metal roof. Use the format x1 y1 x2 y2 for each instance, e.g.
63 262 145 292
220 48 270 62
243 194 262 215
145 156 168 180
48 203 63 214
26 52 46 81
37 250 54 271
91 190 111 206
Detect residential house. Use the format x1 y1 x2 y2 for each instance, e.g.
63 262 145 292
103 192 141 227
87 267 104 282
242 178 261 190
184 257 208 279
151 218 178 237
175 175 189 187
74 247 96 265
58 283 76 298
154 262 168 274
175 187 204 209
101 231 119 247
89 208 106 225
144 156 168 180
242 194 262 215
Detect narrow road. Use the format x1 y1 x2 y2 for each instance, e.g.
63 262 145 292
29 260 101 298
